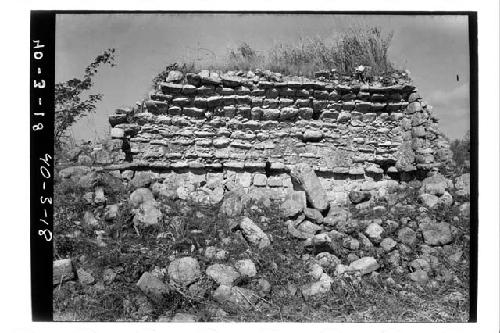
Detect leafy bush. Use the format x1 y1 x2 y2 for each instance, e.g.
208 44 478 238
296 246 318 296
55 49 116 149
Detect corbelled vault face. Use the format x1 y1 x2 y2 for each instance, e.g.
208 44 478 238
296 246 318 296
102 68 452 204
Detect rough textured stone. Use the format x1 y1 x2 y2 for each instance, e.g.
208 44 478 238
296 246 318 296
77 268 95 285
349 191 371 204
301 274 332 297
82 211 99 227
137 272 171 300
170 313 197 322
129 188 155 207
235 259 257 278
297 220 322 234
239 217 271 248
290 163 328 211
168 257 201 286
130 171 156 189
323 206 348 226
53 259 74 285
204 246 228 260
213 285 259 310
220 190 246 217
365 223 384 241
380 237 398 252
409 270 429 283
206 264 241 286
281 191 306 217
303 207 324 224
420 222 453 246
419 193 440 208
348 257 379 275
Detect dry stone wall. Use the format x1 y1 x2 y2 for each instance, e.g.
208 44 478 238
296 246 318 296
102 68 451 203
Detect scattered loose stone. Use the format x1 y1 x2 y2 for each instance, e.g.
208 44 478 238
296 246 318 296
372 205 387 216
343 237 360 250
347 253 360 263
290 163 329 211
303 207 324 224
323 206 348 226
348 190 371 204
307 263 324 280
206 264 241 286
53 259 74 285
286 219 314 240
365 222 384 241
410 258 431 272
301 273 332 297
297 220 322 234
104 204 119 221
315 252 340 268
204 246 228 260
94 186 106 204
420 222 453 246
281 191 307 217
380 237 397 252
220 190 246 217
419 193 440 209
409 269 429 283
335 264 348 276
168 257 201 286
398 227 417 246
137 272 171 300
77 268 95 285
256 278 272 295
348 257 379 275
171 313 197 322
239 217 271 248
235 259 257 278
82 211 99 227
213 285 259 310
103 268 117 284
130 171 155 189
129 188 154 207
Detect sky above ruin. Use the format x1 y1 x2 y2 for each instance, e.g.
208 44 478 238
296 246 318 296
55 13 470 142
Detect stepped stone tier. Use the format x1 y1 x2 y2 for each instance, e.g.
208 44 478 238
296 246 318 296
102 68 452 203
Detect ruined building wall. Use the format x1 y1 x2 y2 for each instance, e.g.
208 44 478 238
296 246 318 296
97 69 451 204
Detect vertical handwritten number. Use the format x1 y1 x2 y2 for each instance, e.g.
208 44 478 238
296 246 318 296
40 165 51 179
32 123 43 131
38 229 52 241
33 80 45 88
39 154 52 166
32 40 45 49
33 51 43 60
40 196 52 205
33 39 51 244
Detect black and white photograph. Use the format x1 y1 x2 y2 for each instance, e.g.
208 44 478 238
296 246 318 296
45 11 477 322
18 3 498 330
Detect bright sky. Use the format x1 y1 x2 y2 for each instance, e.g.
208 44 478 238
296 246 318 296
55 13 470 141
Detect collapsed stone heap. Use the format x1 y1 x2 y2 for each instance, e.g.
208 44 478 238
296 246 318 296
102 68 451 203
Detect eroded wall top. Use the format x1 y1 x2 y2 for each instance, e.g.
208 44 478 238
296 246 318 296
102 68 451 178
